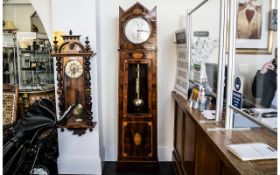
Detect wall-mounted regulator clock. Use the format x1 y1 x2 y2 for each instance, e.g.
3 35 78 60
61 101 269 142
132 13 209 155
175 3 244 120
51 30 96 136
118 2 158 167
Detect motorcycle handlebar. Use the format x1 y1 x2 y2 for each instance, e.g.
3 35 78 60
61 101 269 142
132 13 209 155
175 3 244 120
57 104 77 125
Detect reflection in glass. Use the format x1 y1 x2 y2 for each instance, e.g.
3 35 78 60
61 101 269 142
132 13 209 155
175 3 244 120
251 48 277 108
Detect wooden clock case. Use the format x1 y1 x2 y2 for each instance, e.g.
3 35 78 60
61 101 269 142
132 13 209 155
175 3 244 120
118 2 158 167
52 31 96 136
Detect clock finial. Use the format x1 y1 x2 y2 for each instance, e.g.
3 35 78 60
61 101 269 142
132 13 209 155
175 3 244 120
69 30 73 35
85 37 91 52
53 36 58 53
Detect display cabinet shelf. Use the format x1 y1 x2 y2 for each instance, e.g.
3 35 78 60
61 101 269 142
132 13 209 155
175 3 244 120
14 32 55 116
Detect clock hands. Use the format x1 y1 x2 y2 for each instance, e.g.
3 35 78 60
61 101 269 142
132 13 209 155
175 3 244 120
136 29 150 33
65 60 83 78
125 17 151 44
70 63 78 75
69 62 82 76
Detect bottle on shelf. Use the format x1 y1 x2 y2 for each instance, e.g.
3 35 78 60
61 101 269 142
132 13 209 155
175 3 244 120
198 87 207 112
189 83 200 109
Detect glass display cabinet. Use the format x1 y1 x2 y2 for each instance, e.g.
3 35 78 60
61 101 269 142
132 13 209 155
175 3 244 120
16 32 54 91
16 32 55 115
3 33 17 84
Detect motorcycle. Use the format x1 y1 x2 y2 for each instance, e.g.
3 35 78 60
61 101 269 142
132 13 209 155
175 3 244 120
3 98 76 175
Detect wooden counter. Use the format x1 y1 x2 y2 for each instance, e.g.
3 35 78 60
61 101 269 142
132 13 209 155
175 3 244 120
172 91 277 175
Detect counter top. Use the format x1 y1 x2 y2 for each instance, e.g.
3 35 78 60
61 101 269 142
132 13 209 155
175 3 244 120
172 91 277 175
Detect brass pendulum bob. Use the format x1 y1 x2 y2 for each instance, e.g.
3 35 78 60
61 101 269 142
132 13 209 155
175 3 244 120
73 88 83 122
73 103 83 122
133 63 144 110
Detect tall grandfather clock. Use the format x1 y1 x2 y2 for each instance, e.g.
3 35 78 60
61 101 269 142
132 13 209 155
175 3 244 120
118 3 158 167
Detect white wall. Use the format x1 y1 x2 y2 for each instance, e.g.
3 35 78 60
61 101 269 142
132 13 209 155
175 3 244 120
3 3 34 32
191 0 221 64
29 0 52 39
3 0 50 37
98 0 197 161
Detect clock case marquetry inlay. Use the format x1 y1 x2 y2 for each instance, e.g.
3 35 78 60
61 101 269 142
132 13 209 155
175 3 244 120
118 3 158 164
52 31 96 136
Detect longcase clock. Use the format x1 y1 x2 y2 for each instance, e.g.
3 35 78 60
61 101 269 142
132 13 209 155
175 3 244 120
118 3 158 166
52 31 96 136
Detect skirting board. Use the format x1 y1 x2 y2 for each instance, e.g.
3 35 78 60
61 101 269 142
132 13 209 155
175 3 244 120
57 156 102 175
103 146 173 161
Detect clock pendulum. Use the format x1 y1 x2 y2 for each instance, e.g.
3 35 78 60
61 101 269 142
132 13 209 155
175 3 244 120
65 60 84 121
133 63 144 110
73 89 83 122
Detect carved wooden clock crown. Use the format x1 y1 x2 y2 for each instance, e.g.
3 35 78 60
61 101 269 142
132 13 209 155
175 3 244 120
52 30 96 136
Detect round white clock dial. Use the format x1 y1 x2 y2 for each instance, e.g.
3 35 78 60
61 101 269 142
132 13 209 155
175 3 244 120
65 60 83 78
124 17 151 44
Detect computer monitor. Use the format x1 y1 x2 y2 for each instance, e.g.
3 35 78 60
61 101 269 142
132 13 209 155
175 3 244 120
205 63 227 101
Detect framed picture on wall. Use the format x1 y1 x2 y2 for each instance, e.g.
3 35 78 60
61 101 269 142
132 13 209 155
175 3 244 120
236 0 275 54
269 9 277 31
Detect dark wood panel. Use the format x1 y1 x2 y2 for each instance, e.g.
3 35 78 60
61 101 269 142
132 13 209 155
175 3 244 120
223 164 235 175
123 120 152 158
195 128 223 175
119 117 157 161
174 106 184 159
172 151 184 175
182 111 196 175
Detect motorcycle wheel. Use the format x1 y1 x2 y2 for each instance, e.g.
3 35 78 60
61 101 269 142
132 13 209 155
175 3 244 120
30 164 50 175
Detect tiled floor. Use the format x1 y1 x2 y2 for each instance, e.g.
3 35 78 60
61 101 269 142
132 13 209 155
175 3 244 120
102 161 176 175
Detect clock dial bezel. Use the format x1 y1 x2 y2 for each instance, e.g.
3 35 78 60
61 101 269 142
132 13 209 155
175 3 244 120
65 60 83 78
124 17 152 44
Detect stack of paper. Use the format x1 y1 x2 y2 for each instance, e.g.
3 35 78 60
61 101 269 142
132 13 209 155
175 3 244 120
202 110 216 120
227 143 277 161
